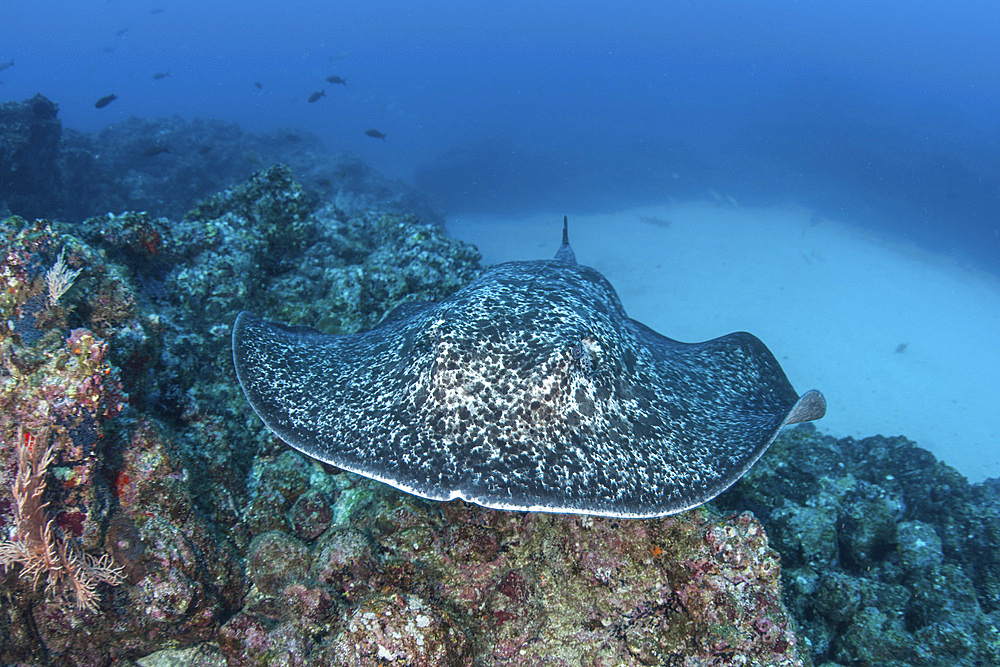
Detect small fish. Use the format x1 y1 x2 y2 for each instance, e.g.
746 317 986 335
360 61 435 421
364 129 386 140
198 145 212 155
253 81 263 89
115 27 129 37
307 90 325 103
102 47 116 53
152 71 170 80
141 144 169 157
325 75 346 85
94 94 117 108
895 343 908 354
637 214 672 228
150 7 165 14
0 59 13 72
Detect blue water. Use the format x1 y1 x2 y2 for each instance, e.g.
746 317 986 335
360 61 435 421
4 1 1000 268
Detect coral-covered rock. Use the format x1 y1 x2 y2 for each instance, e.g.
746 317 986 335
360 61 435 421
287 488 335 541
126 642 226 666
30 419 245 662
1 99 442 224
251 451 312 506
896 519 944 571
214 464 809 665
768 502 839 568
0 217 128 551
310 527 378 603
837 481 901 570
218 610 315 667
184 164 316 252
247 531 311 596
813 571 862 625
717 427 1000 665
833 605 912 664
241 488 291 537
483 568 543 660
324 592 473 666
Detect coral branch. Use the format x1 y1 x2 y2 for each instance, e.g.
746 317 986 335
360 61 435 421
45 247 82 308
0 428 124 612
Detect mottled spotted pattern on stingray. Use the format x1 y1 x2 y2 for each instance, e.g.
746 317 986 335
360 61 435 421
233 220 825 518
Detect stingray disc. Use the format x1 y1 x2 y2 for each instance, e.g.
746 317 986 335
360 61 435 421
233 222 825 518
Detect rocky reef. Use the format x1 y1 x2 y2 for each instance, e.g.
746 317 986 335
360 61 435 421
0 156 996 665
0 163 812 665
0 94 438 223
716 427 1000 666
222 462 801 665
0 94 63 221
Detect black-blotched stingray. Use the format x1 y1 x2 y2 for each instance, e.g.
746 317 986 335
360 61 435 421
233 219 825 518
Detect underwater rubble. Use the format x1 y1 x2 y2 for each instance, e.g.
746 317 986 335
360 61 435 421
0 160 996 665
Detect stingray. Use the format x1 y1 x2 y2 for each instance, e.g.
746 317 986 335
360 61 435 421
233 219 825 518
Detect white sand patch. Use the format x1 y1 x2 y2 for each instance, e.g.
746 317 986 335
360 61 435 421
448 202 1000 482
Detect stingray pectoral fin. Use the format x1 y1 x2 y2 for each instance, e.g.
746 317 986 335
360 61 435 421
232 311 327 447
232 309 448 498
785 389 826 424
663 388 827 517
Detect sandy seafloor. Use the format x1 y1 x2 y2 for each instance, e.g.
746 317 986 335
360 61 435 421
448 202 1000 483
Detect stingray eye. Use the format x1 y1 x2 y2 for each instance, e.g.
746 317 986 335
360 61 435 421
570 336 602 376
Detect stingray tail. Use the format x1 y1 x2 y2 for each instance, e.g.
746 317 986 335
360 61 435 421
555 216 577 265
